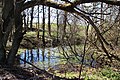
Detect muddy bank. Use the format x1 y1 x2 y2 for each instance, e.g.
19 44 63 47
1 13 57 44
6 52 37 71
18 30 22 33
0 64 82 80
0 66 42 80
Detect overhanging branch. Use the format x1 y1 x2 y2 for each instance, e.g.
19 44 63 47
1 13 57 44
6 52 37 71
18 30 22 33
72 0 120 6
22 0 120 13
22 0 74 12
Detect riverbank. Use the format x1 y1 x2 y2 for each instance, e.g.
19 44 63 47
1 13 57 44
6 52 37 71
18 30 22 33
0 63 119 80
47 63 120 80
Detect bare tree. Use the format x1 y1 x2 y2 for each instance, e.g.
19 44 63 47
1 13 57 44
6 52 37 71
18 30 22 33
37 5 40 39
42 5 45 47
48 6 51 37
30 7 34 31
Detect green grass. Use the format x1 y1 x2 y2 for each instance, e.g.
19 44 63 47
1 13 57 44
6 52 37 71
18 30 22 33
52 66 120 80
84 67 120 80
56 72 79 79
24 31 37 37
99 67 120 80
17 48 26 55
26 23 86 38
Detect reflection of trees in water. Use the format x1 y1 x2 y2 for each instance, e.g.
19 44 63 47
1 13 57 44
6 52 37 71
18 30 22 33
27 50 29 61
23 49 34 66
42 49 45 62
41 48 45 69
24 50 26 66
37 49 39 61
20 47 96 68
30 49 33 63
20 48 59 69
48 49 51 68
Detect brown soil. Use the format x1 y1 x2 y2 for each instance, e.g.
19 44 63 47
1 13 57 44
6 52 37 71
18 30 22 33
0 66 42 80
0 65 83 80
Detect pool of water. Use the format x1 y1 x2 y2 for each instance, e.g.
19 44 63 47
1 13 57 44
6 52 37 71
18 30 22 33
18 47 97 69
19 47 66 69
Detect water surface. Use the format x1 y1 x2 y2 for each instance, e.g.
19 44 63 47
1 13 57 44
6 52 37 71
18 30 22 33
19 47 97 69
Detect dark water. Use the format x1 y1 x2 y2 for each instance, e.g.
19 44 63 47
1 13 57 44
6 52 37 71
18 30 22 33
19 47 97 69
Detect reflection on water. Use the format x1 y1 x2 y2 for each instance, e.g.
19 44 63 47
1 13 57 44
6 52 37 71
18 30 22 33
19 48 63 69
19 47 97 69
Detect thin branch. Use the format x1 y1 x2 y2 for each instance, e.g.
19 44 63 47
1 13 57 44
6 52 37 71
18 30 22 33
79 23 89 79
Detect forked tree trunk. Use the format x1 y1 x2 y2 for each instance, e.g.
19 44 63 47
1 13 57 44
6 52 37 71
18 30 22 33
0 0 14 65
6 2 24 66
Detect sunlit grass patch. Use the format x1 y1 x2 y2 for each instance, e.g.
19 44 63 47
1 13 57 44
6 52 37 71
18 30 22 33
24 31 37 37
17 48 26 55
49 65 120 80
84 67 120 80
56 72 79 79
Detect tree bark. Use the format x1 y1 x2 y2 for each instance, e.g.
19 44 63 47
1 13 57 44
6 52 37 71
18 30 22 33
56 9 59 41
42 5 45 47
6 2 24 66
48 6 51 37
62 11 67 40
37 5 40 39
0 0 14 65
30 7 34 31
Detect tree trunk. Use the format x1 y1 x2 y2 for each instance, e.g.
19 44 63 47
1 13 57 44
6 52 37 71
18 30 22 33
6 29 24 66
0 1 5 64
62 11 67 40
30 7 34 31
6 2 24 66
23 12 27 31
26 9 29 31
42 5 45 47
0 45 6 65
37 5 40 39
0 0 14 65
48 6 51 37
56 9 59 41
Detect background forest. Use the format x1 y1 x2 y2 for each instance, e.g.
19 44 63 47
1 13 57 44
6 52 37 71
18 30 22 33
0 0 120 80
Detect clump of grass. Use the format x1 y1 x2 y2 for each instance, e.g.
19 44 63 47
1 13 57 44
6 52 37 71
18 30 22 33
54 66 120 80
99 67 120 80
84 67 120 80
